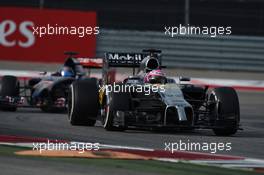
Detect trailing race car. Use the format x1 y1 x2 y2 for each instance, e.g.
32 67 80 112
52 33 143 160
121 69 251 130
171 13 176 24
68 49 241 136
0 52 104 112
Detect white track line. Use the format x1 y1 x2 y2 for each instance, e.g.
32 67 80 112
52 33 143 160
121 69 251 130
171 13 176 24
1 141 264 169
0 142 154 151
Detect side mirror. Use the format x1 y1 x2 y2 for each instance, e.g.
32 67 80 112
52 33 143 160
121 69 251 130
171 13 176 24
179 76 191 82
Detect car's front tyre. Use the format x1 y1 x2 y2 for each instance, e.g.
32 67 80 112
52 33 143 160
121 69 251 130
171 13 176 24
0 75 20 111
68 78 99 126
208 87 240 136
101 90 130 131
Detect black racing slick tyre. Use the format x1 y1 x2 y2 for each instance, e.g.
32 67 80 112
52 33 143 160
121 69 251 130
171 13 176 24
102 91 130 131
68 78 99 126
209 87 240 136
0 75 19 111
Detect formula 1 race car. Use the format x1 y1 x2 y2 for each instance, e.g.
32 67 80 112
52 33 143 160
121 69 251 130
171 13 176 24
0 52 104 112
68 49 241 136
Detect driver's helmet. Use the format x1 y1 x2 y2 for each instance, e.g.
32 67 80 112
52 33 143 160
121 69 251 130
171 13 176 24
144 69 167 84
61 66 75 77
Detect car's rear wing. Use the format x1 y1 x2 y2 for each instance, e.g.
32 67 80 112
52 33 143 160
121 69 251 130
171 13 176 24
104 49 162 68
77 57 103 68
64 51 103 69
102 49 164 83
104 53 148 67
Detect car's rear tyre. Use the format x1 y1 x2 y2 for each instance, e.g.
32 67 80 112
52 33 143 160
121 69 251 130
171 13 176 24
208 87 240 136
0 75 19 111
68 78 99 126
102 91 130 131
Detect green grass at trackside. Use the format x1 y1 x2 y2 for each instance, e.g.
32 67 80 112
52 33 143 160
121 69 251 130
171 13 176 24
0 145 263 175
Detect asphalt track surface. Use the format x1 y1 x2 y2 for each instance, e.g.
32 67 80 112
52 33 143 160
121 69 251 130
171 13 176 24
0 90 263 159
0 62 264 175
0 156 146 175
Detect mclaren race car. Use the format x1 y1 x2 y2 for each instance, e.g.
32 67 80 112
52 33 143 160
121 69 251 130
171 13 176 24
0 52 104 112
68 49 241 136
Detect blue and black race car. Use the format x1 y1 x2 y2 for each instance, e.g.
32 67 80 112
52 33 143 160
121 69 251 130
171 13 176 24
0 52 103 112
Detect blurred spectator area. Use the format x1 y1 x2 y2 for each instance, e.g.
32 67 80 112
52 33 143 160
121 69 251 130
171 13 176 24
1 0 264 36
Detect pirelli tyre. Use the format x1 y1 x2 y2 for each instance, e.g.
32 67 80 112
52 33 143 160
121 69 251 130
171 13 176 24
208 87 240 136
102 91 130 131
0 75 20 111
68 78 99 126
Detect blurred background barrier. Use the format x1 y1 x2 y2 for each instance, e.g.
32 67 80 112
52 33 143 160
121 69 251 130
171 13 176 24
0 7 97 62
97 29 264 72
2 0 264 36
1 0 264 72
